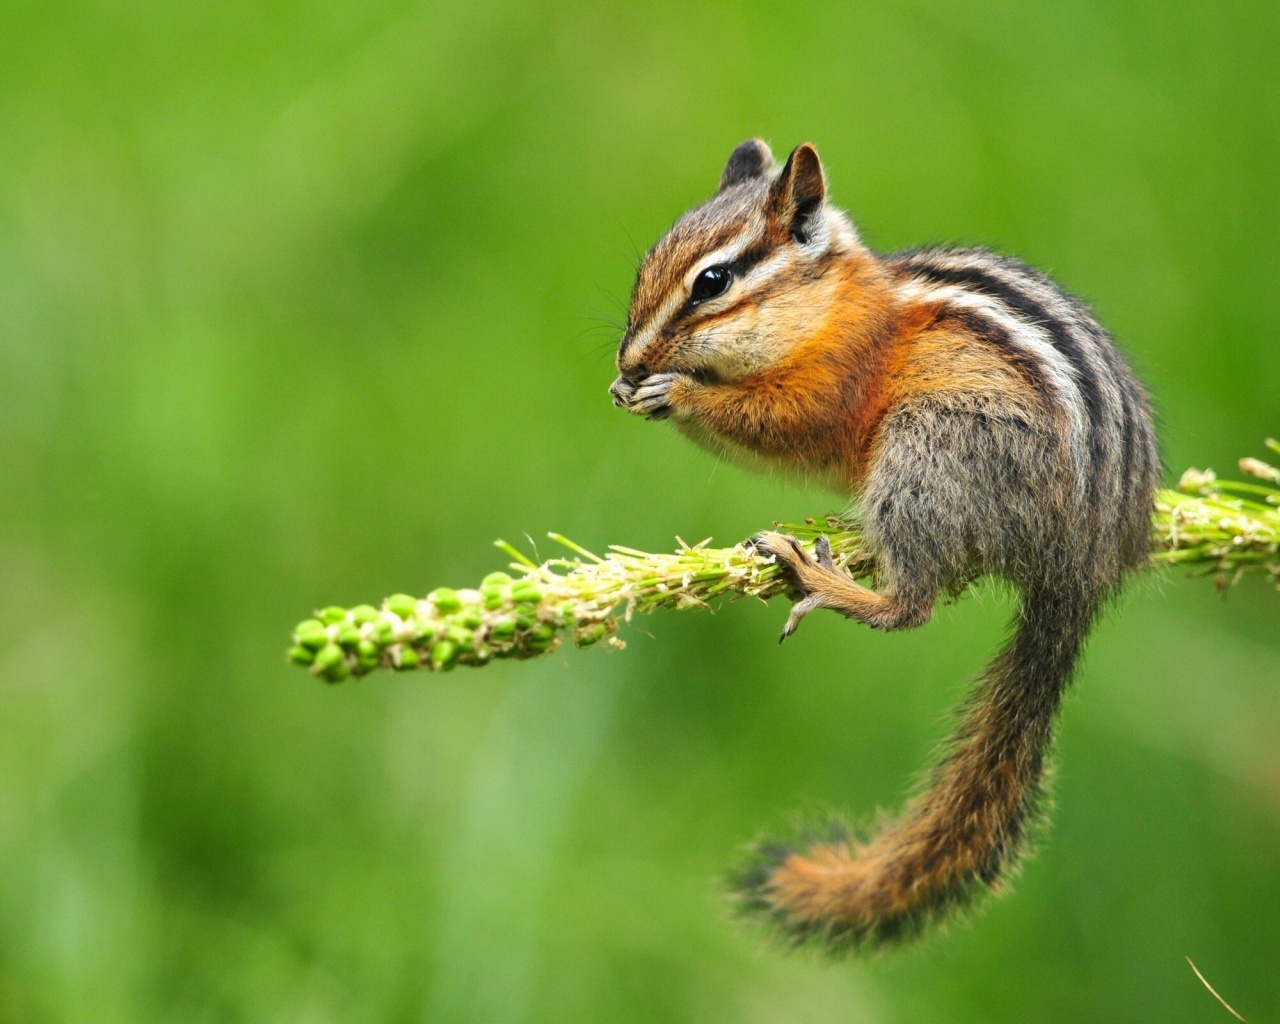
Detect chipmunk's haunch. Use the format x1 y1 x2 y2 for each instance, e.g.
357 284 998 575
611 139 1159 951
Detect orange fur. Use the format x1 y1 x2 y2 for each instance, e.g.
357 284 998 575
675 283 1041 489
612 141 1160 954
673 261 909 486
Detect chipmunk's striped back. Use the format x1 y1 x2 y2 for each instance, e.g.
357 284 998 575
885 246 1159 582
612 140 1160 953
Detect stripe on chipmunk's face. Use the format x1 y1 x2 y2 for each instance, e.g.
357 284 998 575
615 142 858 388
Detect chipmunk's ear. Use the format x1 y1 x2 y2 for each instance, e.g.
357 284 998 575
768 143 827 244
719 138 775 191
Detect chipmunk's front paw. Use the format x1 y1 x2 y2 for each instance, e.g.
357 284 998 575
751 532 838 642
610 373 682 420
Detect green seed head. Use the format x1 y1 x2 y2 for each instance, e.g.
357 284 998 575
431 640 458 670
511 582 544 604
356 640 380 670
430 588 462 613
530 622 555 643
447 625 476 649
575 623 608 647
386 594 417 620
336 623 361 647
314 643 345 672
321 659 351 683
351 604 379 624
294 619 329 650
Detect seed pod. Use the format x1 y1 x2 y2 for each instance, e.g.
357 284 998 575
288 645 317 666
321 659 351 683
481 572 512 587
395 646 420 670
319 606 348 625
336 623 361 647
351 604 379 624
431 640 457 670
356 640 380 670
314 643 345 673
489 618 517 642
511 582 544 604
386 594 417 620
295 619 329 650
447 625 476 648
575 623 607 647
431 588 462 613
460 608 484 629
530 622 555 643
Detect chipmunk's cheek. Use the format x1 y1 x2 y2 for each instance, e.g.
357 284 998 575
687 325 771 383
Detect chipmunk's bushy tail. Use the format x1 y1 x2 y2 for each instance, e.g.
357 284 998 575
732 581 1099 952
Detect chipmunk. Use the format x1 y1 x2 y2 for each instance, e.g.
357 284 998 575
609 140 1159 952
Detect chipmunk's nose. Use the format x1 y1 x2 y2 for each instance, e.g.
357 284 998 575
609 376 638 407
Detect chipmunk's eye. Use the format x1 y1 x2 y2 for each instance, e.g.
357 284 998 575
690 265 732 304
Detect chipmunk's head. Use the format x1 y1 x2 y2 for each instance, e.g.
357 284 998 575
611 140 862 411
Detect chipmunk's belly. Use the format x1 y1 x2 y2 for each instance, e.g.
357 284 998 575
672 414 850 496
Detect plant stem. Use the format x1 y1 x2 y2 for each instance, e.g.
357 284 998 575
289 441 1280 682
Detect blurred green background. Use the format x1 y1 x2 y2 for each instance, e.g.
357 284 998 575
2 0 1278 1020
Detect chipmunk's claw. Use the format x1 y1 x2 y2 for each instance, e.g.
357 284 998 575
611 373 678 419
631 374 678 419
773 591 824 640
609 376 637 408
751 531 832 642
813 534 836 571
779 595 824 642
